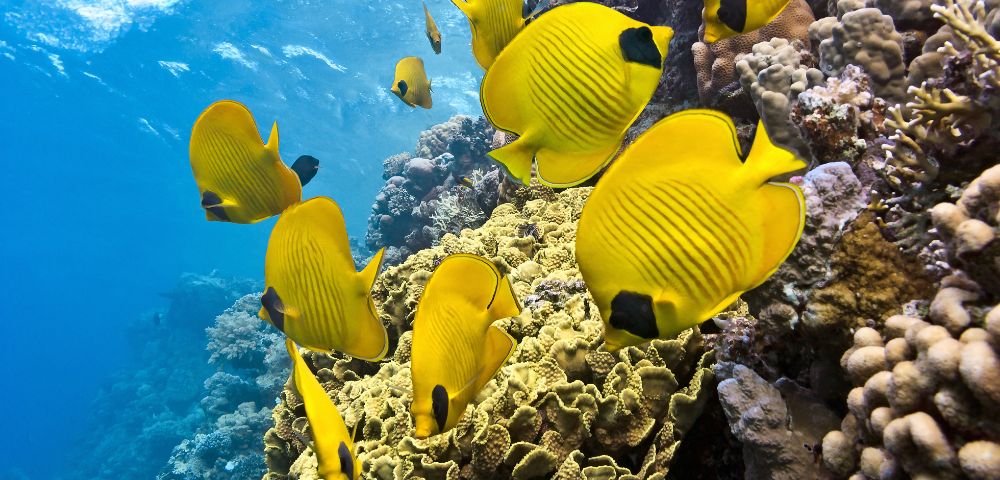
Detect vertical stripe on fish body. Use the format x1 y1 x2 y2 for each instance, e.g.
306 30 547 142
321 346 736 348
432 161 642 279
451 0 527 69
261 197 388 361
189 100 302 223
410 254 520 438
480 2 673 188
576 109 806 351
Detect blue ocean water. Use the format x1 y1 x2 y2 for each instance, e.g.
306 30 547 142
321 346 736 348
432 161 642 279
0 1 480 477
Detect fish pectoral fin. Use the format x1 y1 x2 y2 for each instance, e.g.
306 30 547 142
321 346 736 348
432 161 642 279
746 181 805 289
475 326 517 391
487 275 521 321
487 137 534 185
534 142 620 188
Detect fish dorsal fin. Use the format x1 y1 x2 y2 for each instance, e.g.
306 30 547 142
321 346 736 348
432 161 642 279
287 197 356 266
474 326 517 392
602 109 744 184
265 121 280 156
487 274 521 321
285 338 354 477
359 247 385 290
742 120 807 186
745 181 805 289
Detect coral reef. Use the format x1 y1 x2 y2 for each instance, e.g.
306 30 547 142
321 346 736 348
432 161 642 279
822 298 1000 479
366 115 499 266
264 189 715 479
66 273 259 480
160 294 289 480
692 0 815 111
931 164 1000 296
882 0 1000 188
736 38 824 159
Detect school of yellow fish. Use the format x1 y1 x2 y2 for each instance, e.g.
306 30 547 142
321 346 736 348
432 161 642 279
185 1 801 478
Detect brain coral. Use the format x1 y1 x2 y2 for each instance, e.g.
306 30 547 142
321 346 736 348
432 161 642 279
262 188 714 480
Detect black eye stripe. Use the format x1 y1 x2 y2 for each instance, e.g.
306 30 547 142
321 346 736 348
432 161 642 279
609 290 659 339
432 384 448 433
260 287 285 332
338 441 354 479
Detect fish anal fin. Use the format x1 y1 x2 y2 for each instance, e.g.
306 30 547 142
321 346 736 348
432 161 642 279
743 120 807 186
488 137 534 185
534 141 619 188
746 181 805 289
488 275 521 321
475 326 516 392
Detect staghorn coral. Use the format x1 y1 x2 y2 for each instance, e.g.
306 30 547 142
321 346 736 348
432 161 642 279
736 37 825 160
812 5 908 102
882 0 1000 188
821 291 1000 479
931 164 1000 296
263 188 715 480
366 116 499 265
692 0 815 111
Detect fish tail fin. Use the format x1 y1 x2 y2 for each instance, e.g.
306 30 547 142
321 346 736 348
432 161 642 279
265 121 280 156
359 247 385 290
746 181 805 289
428 78 432 93
488 137 534 185
742 120 807 186
487 275 521 321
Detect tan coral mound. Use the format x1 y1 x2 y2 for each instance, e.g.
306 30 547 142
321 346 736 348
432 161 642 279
822 285 1000 479
692 0 815 106
263 188 714 480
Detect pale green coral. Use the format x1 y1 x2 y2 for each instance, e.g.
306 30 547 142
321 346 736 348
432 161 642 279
262 189 714 479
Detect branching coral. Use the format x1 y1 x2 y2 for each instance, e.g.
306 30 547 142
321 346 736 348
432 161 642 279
882 0 1000 188
263 189 714 480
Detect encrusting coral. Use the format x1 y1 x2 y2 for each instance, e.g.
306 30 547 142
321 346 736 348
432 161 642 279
931 164 1000 296
263 188 715 480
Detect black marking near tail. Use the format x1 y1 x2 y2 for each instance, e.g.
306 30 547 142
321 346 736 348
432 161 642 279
200 190 230 221
291 155 319 187
619 27 662 69
609 291 659 339
397 80 409 97
718 0 747 32
432 384 449 433
338 441 354 479
261 287 286 332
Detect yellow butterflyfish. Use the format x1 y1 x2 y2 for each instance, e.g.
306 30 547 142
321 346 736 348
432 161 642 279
260 197 389 361
285 338 360 480
189 100 318 223
702 0 791 43
576 110 806 351
391 56 433 109
410 254 520 438
450 0 530 70
424 1 442 54
480 2 673 187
